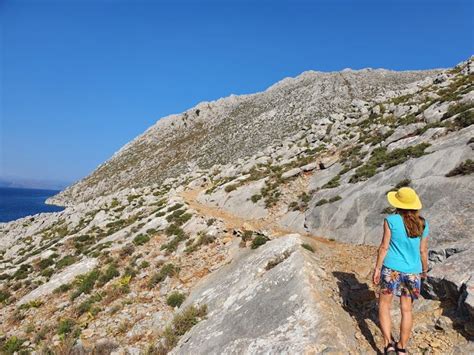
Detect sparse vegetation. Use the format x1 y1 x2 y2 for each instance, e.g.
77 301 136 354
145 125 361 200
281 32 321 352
70 269 101 300
301 243 315 253
166 292 186 307
0 289 11 303
1 336 25 354
76 292 103 316
250 194 262 203
445 159 474 177
148 263 180 288
159 304 208 351
315 195 341 206
57 318 79 337
322 175 341 189
251 235 269 249
350 143 431 183
56 255 77 270
133 234 150 246
224 183 238 193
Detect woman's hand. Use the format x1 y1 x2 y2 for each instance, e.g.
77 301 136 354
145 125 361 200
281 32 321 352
373 268 381 285
421 271 428 279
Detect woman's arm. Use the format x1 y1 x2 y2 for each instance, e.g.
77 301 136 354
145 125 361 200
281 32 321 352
373 219 391 285
420 236 429 278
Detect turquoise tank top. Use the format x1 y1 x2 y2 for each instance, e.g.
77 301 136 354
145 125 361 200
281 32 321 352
382 214 429 274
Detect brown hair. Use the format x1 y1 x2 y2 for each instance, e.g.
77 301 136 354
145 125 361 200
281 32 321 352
397 209 425 238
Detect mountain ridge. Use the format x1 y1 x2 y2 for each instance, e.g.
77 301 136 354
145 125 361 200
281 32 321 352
49 66 442 206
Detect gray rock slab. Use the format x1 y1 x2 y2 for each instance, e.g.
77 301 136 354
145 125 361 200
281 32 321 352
305 126 474 246
171 235 358 354
18 257 98 305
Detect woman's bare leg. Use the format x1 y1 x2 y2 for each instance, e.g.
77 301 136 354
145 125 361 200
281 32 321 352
378 293 393 346
398 296 413 349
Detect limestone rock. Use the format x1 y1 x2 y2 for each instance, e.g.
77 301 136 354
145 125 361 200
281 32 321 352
171 235 358 354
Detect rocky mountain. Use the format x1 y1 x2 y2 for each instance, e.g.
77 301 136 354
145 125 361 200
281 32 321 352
0 57 473 354
49 68 440 205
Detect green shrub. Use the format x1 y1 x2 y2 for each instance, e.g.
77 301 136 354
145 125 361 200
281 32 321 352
13 264 32 280
322 175 340 189
110 198 120 208
315 199 328 206
242 230 253 242
391 93 412 105
133 234 150 246
443 102 474 120
301 243 315 253
41 268 54 278
289 201 299 211
161 233 188 254
56 255 77 269
455 109 474 128
206 218 216 226
160 305 208 351
0 289 11 303
38 257 55 270
250 194 262 203
251 235 269 249
76 293 103 316
70 269 101 300
165 224 185 237
2 336 24 354
148 263 179 288
328 195 342 203
224 184 238 193
54 283 72 294
399 114 419 125
350 144 430 183
168 203 184 212
57 318 77 336
98 263 120 285
166 292 186 307
445 159 474 177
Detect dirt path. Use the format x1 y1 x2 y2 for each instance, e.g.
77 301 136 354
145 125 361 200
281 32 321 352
180 187 468 354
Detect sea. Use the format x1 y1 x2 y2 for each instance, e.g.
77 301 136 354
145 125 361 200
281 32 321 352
0 187 65 223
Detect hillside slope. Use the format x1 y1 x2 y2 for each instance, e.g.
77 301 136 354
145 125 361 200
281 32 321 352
1 57 473 353
49 68 440 205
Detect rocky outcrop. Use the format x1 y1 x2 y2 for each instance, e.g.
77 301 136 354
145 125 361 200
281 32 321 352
305 125 474 247
171 235 358 354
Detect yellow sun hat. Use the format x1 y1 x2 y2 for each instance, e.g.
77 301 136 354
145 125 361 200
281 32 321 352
387 187 422 210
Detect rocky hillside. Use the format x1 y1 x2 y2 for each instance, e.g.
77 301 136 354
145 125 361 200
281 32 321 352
49 68 441 205
0 57 473 354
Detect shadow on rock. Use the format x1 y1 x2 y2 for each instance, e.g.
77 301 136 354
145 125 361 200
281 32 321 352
333 271 381 354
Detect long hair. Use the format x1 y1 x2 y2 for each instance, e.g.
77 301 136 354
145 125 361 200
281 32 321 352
397 209 425 238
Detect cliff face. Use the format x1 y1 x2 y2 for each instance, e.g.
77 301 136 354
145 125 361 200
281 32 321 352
1 57 473 353
49 68 440 205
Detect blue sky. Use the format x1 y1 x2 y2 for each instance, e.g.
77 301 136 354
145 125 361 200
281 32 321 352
1 0 473 188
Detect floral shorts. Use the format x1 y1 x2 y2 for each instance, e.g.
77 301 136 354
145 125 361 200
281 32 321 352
379 265 421 300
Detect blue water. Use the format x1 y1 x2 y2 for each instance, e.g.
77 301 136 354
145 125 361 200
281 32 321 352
0 187 65 223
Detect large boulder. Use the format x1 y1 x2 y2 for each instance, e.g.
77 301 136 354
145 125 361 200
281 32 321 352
171 235 358 354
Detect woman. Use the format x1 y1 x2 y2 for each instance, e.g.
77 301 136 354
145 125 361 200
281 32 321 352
372 187 429 354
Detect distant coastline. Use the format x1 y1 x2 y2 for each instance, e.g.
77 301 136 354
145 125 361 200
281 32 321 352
0 187 65 223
